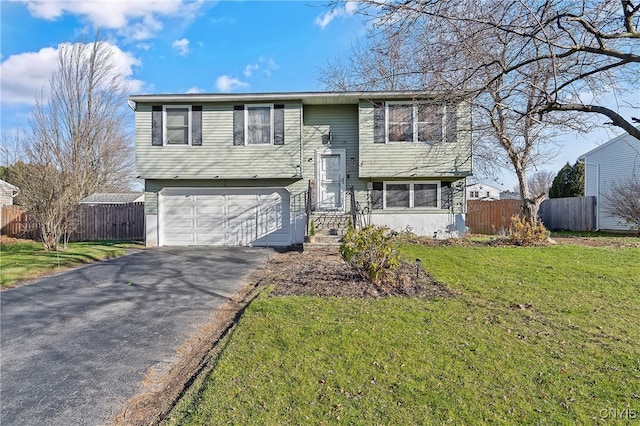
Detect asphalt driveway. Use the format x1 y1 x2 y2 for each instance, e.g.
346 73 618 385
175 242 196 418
0 247 272 426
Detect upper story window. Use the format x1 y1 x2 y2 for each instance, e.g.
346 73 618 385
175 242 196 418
374 101 456 144
151 105 202 146
165 106 191 145
246 105 273 145
233 104 285 146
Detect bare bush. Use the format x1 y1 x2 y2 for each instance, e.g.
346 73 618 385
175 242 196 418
603 177 640 230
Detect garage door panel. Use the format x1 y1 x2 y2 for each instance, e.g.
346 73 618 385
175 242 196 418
161 188 291 246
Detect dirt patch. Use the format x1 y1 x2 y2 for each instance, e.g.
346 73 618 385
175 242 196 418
0 236 32 245
552 236 640 248
266 246 453 299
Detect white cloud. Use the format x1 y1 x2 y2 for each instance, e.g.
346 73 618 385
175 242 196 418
186 86 203 94
21 0 204 40
0 42 143 105
172 38 190 56
136 42 153 51
215 75 248 92
315 0 358 29
120 14 163 41
243 56 279 78
243 63 259 77
0 46 59 104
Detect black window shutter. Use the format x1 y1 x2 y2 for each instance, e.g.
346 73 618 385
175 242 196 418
152 105 163 146
274 104 285 145
233 105 244 146
192 105 202 146
446 104 457 143
372 182 383 209
373 102 385 143
441 181 452 209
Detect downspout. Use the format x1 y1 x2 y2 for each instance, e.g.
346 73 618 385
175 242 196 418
300 103 305 244
578 158 600 231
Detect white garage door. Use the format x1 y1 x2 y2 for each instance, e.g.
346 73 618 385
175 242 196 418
160 187 291 246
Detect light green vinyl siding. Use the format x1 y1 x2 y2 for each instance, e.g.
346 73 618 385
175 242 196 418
135 103 302 179
358 99 473 178
302 105 368 205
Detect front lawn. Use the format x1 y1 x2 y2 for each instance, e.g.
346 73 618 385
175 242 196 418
167 242 640 424
0 239 141 287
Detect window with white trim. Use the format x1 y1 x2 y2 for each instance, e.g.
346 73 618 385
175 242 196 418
246 105 273 145
386 102 445 144
383 181 441 209
164 106 191 145
373 101 458 144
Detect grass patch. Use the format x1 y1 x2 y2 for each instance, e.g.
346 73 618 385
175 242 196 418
167 243 640 425
0 239 141 287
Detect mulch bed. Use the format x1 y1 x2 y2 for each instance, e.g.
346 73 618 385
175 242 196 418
264 247 453 299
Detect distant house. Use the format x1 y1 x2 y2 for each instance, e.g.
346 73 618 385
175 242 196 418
0 179 19 207
467 182 500 200
0 180 20 234
80 193 144 205
578 128 640 231
500 190 520 200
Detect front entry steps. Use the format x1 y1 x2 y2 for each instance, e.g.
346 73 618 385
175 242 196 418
306 212 352 246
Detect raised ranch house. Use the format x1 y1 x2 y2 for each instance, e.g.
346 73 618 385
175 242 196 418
579 127 640 231
129 91 472 247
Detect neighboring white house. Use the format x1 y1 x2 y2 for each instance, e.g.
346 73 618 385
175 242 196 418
0 180 20 233
467 182 501 200
578 128 640 231
0 179 19 207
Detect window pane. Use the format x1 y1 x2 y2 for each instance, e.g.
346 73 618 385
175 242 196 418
247 107 271 144
417 105 443 143
386 184 410 208
388 105 413 142
166 127 188 144
414 184 438 207
389 124 412 142
166 108 189 126
418 124 442 143
388 105 412 122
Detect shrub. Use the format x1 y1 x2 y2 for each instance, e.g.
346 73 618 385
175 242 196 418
339 225 400 283
509 215 549 245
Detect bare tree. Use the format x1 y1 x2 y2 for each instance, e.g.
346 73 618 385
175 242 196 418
12 38 134 250
321 0 639 222
603 176 640 230
0 129 28 167
528 170 556 200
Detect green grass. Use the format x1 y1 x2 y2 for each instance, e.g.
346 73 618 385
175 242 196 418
167 243 640 425
0 240 141 287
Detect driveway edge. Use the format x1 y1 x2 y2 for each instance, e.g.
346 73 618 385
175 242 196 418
111 260 271 426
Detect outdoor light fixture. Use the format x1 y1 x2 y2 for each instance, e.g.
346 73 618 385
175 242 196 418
415 258 422 279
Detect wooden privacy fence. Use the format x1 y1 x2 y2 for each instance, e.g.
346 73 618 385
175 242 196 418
539 196 596 231
466 199 522 234
466 196 597 234
1 203 144 242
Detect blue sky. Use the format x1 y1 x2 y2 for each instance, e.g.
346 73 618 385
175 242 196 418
1 0 637 190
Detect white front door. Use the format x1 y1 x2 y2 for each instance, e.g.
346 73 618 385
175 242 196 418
317 150 345 211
